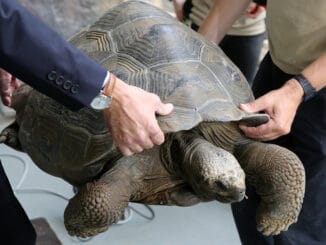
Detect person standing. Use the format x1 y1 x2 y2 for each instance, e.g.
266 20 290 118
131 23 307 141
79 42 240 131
199 0 326 244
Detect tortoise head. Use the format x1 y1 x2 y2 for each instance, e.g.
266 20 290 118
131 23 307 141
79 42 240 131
167 133 246 204
186 140 246 203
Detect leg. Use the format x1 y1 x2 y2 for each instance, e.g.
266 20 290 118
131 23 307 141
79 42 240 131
273 76 326 245
0 161 36 244
235 141 305 236
231 53 294 244
64 148 191 237
64 157 134 238
234 53 326 244
220 33 266 86
231 185 275 245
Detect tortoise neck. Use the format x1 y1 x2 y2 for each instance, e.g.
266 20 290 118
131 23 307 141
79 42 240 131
195 122 251 153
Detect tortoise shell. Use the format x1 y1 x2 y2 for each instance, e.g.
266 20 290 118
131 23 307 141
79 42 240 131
69 0 267 132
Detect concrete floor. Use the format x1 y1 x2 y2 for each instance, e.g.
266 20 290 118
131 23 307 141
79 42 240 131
1 0 243 244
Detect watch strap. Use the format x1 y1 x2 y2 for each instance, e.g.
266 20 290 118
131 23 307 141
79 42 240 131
103 73 117 97
293 74 316 101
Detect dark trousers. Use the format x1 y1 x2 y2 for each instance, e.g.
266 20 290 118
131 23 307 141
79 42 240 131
219 33 265 86
0 161 36 244
231 53 326 245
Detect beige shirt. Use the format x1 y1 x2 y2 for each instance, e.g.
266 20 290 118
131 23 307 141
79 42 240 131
190 0 266 36
267 0 326 74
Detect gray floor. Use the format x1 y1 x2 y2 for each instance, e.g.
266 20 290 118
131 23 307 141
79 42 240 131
1 0 242 244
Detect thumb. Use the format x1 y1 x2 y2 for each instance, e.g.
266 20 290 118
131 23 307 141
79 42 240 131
156 103 174 116
240 97 266 114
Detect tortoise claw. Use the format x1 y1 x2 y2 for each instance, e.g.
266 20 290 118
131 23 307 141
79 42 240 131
256 204 298 236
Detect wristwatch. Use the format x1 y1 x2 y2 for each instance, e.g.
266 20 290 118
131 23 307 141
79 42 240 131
293 74 316 102
90 74 116 110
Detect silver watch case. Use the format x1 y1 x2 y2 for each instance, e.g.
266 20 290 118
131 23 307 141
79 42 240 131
90 92 112 110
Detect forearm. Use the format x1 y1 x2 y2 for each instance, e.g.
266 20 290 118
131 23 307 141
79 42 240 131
198 0 251 44
301 52 326 92
282 52 326 103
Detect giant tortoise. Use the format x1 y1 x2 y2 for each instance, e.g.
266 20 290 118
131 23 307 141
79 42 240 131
0 0 305 238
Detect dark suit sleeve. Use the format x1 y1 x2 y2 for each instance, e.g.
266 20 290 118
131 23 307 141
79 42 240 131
0 0 107 110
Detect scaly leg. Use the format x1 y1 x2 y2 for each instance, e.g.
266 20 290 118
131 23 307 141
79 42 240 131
235 142 305 236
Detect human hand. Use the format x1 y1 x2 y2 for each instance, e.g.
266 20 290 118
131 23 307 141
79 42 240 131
103 76 173 156
0 68 21 106
245 2 265 19
239 79 304 141
172 0 186 21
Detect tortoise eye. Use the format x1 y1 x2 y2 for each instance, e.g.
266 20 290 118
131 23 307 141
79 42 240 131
215 180 228 192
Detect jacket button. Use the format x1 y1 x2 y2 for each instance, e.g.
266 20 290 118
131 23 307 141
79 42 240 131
55 76 65 85
71 84 79 94
47 71 57 81
63 80 72 90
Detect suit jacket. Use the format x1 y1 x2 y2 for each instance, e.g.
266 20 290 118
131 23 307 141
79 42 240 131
0 0 107 110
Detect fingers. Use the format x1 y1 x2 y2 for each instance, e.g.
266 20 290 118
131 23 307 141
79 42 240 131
0 70 10 91
1 94 12 107
172 0 186 21
1 87 13 106
11 77 22 89
239 120 290 141
155 102 174 116
240 96 269 114
0 69 21 106
114 126 159 156
239 123 274 141
116 100 171 155
113 116 167 156
105 80 174 156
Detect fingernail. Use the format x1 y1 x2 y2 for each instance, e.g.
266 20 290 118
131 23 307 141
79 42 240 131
240 103 248 109
167 103 173 109
165 103 174 112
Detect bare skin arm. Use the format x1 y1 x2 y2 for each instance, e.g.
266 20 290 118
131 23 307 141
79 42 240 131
239 52 326 141
172 0 186 21
198 0 251 44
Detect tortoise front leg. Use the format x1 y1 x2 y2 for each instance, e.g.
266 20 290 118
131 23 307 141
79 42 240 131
64 164 132 238
235 142 305 236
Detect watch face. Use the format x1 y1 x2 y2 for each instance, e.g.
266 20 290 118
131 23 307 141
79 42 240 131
90 94 112 110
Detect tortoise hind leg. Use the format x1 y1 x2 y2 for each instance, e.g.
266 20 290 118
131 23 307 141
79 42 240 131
0 122 22 151
235 142 305 236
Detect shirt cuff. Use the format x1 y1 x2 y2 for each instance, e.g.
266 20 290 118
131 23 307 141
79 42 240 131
102 71 110 89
